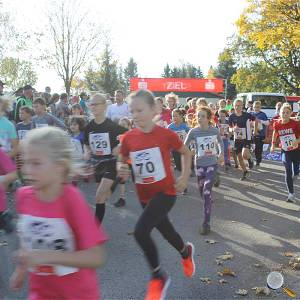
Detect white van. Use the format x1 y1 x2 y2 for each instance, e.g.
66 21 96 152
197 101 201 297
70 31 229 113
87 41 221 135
237 92 286 119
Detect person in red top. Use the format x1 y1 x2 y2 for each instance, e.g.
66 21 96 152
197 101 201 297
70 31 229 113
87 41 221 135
271 103 300 203
187 98 197 116
154 97 172 127
118 89 195 300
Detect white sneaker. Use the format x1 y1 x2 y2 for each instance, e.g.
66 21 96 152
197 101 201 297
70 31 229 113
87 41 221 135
286 193 296 203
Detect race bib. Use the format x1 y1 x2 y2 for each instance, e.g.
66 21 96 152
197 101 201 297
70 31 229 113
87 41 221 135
18 130 29 140
89 133 111 156
176 130 187 141
280 134 297 151
219 124 229 135
130 147 166 184
196 135 218 157
71 138 83 158
234 128 246 140
36 123 48 128
18 215 78 276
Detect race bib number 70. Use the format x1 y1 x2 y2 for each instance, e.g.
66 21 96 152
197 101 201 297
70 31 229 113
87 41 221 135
130 147 166 184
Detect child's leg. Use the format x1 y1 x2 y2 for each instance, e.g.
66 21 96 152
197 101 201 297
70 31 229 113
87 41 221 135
196 167 205 197
282 152 294 194
202 165 218 226
223 139 230 164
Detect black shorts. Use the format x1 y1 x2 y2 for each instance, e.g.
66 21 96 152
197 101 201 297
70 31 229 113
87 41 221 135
234 140 251 154
94 160 117 183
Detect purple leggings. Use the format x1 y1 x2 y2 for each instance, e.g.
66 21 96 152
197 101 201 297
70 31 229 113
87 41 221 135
196 165 218 226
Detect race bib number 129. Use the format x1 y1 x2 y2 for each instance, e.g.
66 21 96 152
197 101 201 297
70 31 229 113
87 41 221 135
89 133 111 156
130 147 166 184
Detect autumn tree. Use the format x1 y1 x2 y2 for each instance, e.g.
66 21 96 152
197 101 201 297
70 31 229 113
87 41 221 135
233 0 300 94
46 0 104 95
0 57 37 90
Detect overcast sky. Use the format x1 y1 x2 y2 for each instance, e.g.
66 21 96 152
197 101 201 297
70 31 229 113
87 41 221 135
3 0 248 92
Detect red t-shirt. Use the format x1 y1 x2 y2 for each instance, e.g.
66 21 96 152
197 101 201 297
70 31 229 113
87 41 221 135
120 125 183 202
273 119 300 151
16 184 107 300
161 109 172 125
187 107 196 116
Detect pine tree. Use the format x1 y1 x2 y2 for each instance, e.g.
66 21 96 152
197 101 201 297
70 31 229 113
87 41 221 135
124 57 138 92
162 63 171 77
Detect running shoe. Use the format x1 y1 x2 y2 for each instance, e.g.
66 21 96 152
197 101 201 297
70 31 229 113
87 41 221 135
182 188 188 195
248 159 254 169
145 274 171 300
200 224 211 235
114 198 126 207
286 193 296 203
240 171 249 181
181 242 195 278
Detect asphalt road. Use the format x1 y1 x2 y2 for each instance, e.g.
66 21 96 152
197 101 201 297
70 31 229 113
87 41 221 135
1 160 300 300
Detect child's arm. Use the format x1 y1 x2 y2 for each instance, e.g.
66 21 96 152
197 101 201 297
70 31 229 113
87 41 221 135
16 244 105 269
270 130 278 152
175 145 192 192
0 171 17 189
9 265 27 291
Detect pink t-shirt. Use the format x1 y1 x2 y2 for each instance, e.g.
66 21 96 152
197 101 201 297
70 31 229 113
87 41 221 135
16 184 108 300
0 149 16 211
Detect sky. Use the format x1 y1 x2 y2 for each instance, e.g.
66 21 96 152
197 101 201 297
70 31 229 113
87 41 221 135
3 0 248 92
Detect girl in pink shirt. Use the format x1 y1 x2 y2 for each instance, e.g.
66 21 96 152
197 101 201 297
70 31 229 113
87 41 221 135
0 148 17 233
10 127 107 300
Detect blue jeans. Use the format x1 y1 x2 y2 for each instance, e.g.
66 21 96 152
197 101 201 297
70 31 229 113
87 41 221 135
282 150 300 194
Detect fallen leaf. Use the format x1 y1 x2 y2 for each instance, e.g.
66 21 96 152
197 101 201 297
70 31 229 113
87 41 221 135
0 241 7 246
219 279 228 284
217 252 234 261
200 277 212 284
289 256 300 270
205 239 217 244
261 218 268 222
215 259 223 266
252 287 270 296
283 287 297 298
127 231 134 235
253 263 263 268
231 221 237 223
235 289 248 296
283 251 294 257
221 267 236 277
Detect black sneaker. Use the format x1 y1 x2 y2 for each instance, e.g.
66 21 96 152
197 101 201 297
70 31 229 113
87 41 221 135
248 159 254 169
240 171 249 181
114 198 125 208
182 188 188 195
200 224 211 235
214 173 221 187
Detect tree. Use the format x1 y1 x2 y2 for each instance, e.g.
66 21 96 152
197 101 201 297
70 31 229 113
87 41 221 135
124 57 138 92
233 0 300 94
46 0 104 95
162 63 204 78
0 57 37 90
162 64 171 77
231 62 286 93
214 48 237 99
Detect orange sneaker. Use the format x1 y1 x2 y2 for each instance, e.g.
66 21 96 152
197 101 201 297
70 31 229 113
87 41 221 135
181 242 195 277
145 274 171 300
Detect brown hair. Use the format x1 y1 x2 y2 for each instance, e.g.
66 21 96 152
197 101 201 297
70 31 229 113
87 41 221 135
33 97 46 106
128 89 155 107
20 106 33 115
69 116 86 132
197 106 214 125
218 109 228 117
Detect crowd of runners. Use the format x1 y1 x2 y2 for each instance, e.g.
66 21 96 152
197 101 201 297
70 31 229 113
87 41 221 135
0 80 299 300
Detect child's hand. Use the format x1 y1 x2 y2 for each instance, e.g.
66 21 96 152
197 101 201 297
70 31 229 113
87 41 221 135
9 267 26 291
117 162 130 181
175 176 188 193
218 155 224 165
15 249 50 268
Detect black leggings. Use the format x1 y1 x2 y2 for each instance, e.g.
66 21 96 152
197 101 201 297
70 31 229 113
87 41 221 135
254 136 264 164
134 193 185 270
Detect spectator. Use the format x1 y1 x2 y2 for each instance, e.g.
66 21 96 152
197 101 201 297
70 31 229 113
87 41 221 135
32 98 66 129
43 86 52 106
79 92 89 115
106 90 131 123
56 93 71 121
225 99 233 112
49 93 60 115
0 97 18 158
14 85 34 123
187 98 197 116
153 96 172 127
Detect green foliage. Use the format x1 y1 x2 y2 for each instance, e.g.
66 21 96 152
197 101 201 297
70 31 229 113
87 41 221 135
161 63 203 78
0 57 37 90
124 57 138 92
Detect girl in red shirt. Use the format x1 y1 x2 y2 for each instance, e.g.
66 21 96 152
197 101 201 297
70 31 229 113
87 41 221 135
118 89 195 300
271 104 300 203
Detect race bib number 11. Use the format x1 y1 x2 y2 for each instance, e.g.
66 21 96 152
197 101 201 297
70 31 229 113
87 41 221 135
130 147 166 184
280 134 297 151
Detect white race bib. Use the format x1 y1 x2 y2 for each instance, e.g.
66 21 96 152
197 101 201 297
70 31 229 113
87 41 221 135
71 138 83 158
130 147 166 184
18 215 78 276
219 124 229 135
196 135 218 157
280 134 297 151
176 130 187 141
18 130 29 140
234 128 246 140
89 133 111 156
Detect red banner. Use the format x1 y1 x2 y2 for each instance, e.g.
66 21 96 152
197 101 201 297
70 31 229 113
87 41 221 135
130 78 224 93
